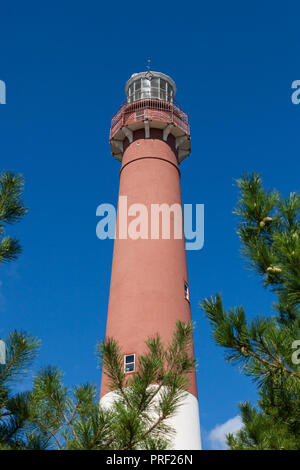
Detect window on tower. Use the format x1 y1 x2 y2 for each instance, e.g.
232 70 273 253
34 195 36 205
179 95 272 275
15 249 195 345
184 282 190 302
124 354 135 373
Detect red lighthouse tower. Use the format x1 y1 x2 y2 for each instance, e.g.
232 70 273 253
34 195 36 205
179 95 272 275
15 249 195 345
100 70 201 449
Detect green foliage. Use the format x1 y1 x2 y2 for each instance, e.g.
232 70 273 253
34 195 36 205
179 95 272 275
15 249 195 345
0 330 41 387
29 366 110 450
0 171 40 449
0 331 43 449
201 173 300 450
0 322 195 450
0 171 27 264
233 173 300 322
94 320 195 450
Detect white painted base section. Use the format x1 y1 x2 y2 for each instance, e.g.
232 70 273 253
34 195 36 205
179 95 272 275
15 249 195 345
167 391 202 450
100 389 201 450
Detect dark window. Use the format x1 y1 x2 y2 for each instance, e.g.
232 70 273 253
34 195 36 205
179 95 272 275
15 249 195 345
124 354 135 373
184 282 190 301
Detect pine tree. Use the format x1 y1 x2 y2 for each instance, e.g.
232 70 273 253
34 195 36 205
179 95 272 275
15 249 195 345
200 173 300 450
0 331 45 449
0 171 27 263
0 171 43 449
1 322 195 450
28 321 195 450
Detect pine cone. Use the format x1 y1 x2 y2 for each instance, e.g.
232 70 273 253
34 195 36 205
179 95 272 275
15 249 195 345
267 265 282 274
260 217 272 228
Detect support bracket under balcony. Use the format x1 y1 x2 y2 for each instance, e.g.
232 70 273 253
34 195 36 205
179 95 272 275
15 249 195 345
144 120 150 138
110 139 124 161
163 123 174 141
178 149 190 162
122 126 133 143
176 135 189 149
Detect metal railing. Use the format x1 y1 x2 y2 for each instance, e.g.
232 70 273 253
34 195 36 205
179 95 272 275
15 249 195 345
110 98 190 139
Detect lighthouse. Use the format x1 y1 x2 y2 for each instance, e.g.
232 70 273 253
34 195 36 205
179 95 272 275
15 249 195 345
100 70 201 450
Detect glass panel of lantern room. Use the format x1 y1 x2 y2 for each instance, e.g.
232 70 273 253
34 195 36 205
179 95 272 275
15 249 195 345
141 78 151 99
151 77 159 99
128 85 132 103
160 79 167 101
135 79 141 101
167 82 173 102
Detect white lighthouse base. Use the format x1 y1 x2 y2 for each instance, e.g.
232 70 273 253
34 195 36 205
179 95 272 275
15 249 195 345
100 388 201 450
167 391 202 450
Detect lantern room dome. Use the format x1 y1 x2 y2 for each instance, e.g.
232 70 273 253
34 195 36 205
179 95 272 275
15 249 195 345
125 71 177 104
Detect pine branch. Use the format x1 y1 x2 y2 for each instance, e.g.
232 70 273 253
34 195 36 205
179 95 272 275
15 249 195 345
0 236 22 264
0 171 27 224
0 331 40 384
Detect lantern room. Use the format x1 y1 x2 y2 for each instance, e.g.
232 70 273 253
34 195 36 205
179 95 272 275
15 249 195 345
125 71 176 103
109 70 191 163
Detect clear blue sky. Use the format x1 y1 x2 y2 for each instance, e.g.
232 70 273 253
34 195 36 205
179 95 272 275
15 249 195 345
1 1 300 449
